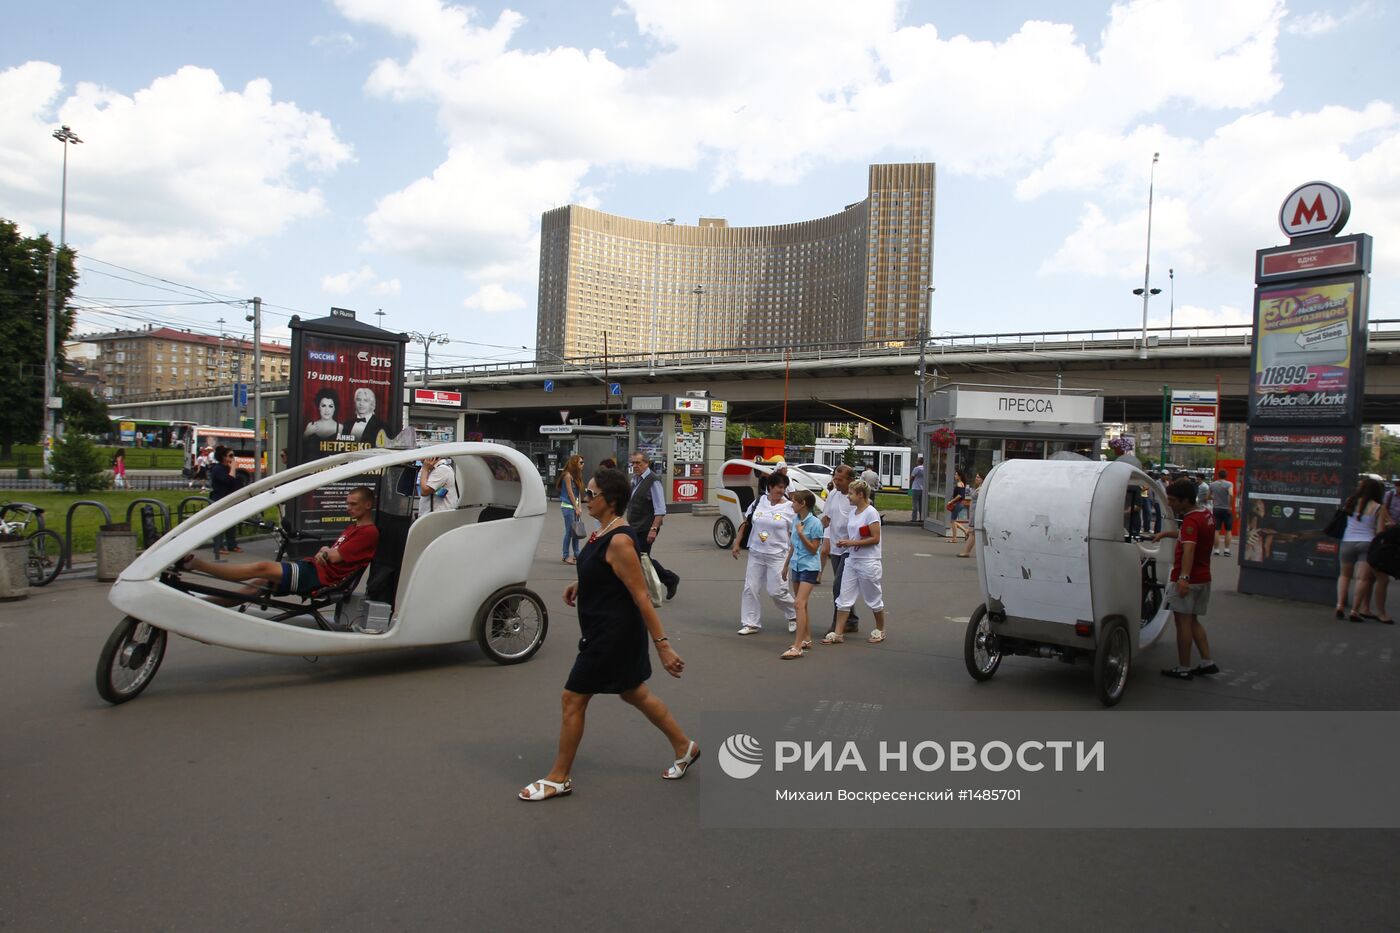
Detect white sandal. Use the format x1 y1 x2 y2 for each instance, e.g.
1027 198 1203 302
868 629 886 643
821 631 844 645
518 777 572 801
662 741 701 780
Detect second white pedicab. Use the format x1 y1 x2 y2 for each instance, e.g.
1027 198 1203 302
96 442 550 704
711 459 828 548
961 458 1175 707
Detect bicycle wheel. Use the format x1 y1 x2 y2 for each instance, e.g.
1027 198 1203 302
96 616 167 704
27 529 64 587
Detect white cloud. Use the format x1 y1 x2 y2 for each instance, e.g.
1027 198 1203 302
334 0 1306 279
371 277 401 296
0 62 352 279
321 265 376 294
1286 11 1340 35
311 32 361 53
1148 303 1252 328
462 283 526 313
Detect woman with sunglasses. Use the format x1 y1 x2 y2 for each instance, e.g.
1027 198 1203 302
520 467 697 801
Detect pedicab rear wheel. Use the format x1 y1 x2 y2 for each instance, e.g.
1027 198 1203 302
963 604 1001 681
713 517 735 549
475 585 548 665
96 616 167 704
1093 617 1131 707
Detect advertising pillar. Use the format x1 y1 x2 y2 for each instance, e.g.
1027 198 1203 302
287 308 408 533
1239 182 1373 604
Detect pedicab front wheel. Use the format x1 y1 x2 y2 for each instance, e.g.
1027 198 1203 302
1093 617 1131 707
713 517 735 549
475 585 549 665
963 604 1001 682
96 616 168 704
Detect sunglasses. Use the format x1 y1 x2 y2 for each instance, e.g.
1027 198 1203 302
581 489 598 502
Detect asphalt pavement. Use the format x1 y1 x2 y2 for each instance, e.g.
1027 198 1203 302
1 514 1397 931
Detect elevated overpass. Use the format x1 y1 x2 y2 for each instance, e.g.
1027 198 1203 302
110 322 1400 437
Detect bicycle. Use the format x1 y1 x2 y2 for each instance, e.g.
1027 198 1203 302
0 502 65 587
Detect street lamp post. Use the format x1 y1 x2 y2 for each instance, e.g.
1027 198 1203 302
42 124 82 471
408 331 450 387
1136 152 1160 360
691 284 705 355
1168 267 1175 334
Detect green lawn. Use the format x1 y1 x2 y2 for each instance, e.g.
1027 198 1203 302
0 490 273 555
874 492 914 512
1 444 186 471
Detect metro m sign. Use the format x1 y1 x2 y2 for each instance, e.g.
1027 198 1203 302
1279 181 1350 240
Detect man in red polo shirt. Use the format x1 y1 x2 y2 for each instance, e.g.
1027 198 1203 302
1153 477 1219 680
183 486 379 599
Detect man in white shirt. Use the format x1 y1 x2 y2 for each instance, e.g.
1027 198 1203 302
821 464 861 635
860 464 880 491
417 457 458 518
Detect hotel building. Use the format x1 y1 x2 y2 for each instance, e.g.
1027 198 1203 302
536 162 935 359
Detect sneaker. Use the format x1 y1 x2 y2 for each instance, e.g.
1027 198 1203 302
1194 662 1220 675
1160 667 1193 680
1224 549 1230 556
665 577 679 601
1213 549 1221 556
787 619 797 633
737 625 761 636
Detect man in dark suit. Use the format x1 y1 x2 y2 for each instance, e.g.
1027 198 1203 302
342 386 390 447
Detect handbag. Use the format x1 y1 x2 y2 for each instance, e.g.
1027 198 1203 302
572 516 586 538
638 553 664 608
1323 507 1348 540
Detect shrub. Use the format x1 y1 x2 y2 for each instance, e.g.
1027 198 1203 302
49 432 112 493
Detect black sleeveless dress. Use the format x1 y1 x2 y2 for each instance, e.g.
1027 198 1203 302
564 525 652 694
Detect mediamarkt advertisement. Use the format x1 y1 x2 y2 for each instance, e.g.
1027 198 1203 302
1248 276 1366 425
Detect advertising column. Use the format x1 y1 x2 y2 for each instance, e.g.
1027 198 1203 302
1239 182 1373 603
287 309 408 532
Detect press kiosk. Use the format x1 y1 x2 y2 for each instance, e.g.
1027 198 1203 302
920 386 1105 534
625 394 729 510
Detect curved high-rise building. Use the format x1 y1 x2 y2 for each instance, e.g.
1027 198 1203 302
536 163 934 360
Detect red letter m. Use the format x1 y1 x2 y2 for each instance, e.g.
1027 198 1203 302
1290 194 1327 228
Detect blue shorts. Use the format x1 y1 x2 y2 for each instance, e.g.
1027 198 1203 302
790 569 820 585
274 560 321 597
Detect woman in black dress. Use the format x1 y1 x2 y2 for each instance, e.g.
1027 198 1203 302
520 467 697 801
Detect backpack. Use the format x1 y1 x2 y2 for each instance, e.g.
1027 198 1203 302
1367 525 1400 579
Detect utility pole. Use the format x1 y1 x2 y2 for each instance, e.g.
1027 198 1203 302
216 318 227 389
249 297 263 480
374 308 386 328
1136 152 1161 360
42 124 82 472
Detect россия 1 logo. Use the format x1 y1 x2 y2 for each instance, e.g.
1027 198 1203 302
718 734 764 779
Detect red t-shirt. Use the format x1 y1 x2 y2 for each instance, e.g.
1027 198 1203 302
1172 508 1215 583
317 523 379 586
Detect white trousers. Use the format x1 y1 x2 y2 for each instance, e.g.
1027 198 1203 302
741 552 795 627
836 559 884 612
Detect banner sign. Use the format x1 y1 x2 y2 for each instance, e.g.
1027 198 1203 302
1257 234 1371 283
673 479 705 502
1169 390 1218 446
1247 275 1367 426
1239 429 1354 577
288 315 407 532
412 388 462 407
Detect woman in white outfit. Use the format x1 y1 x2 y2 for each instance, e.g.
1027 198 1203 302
824 479 887 644
732 472 798 636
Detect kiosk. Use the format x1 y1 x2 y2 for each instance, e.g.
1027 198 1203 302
920 385 1104 534
625 394 729 510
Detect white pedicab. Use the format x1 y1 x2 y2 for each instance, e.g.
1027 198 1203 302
711 459 828 548
962 458 1174 707
97 442 549 704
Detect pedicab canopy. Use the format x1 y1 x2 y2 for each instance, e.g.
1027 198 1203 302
976 458 1168 634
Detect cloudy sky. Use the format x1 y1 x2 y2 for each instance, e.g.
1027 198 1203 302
2 0 1395 367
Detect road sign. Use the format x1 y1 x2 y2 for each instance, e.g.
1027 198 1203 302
1170 389 1218 446
609 382 622 396
560 410 570 423
543 379 555 393
233 383 248 408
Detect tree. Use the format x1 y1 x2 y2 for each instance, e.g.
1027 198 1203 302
753 422 816 449
58 383 112 436
49 430 111 493
0 219 77 458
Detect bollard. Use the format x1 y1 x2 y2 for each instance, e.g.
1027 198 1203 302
0 536 29 600
140 505 160 549
95 523 137 582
